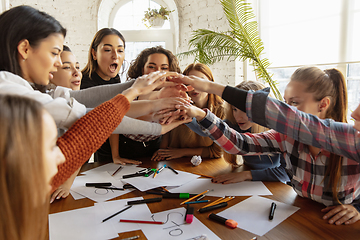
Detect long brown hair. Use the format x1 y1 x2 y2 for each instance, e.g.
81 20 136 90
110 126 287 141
291 66 348 203
0 95 48 240
82 28 126 79
127 46 181 79
183 63 225 119
224 80 269 166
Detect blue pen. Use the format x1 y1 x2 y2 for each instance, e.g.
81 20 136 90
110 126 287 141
184 200 210 205
157 164 166 174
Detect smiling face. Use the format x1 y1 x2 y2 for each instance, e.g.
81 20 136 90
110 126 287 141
92 34 125 80
284 80 323 118
51 51 82 90
20 33 64 86
143 53 169 74
187 70 209 108
41 111 65 192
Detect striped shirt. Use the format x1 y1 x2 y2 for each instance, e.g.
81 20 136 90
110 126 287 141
198 89 360 207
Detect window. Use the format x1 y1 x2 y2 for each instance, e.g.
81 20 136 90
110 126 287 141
257 0 360 121
106 0 176 80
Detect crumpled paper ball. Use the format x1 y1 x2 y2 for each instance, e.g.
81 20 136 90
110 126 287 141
191 155 202 166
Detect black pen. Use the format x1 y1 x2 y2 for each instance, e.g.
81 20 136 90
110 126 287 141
269 202 276 220
102 205 132 223
95 186 124 191
127 197 162 205
167 166 178 174
85 182 112 187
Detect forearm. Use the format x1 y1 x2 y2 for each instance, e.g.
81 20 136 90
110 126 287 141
109 134 120 158
113 116 161 135
70 80 135 108
126 100 156 118
52 94 130 190
251 166 290 182
198 110 282 155
180 148 203 157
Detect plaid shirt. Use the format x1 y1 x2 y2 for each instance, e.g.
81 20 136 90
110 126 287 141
198 90 360 207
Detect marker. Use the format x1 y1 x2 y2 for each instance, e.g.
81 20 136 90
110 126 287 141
85 182 112 187
122 172 144 179
102 205 132 223
127 197 162 205
123 184 135 189
208 213 238 229
184 200 210 205
111 165 123 176
137 167 151 174
198 202 228 213
269 202 276 220
167 166 178 174
145 169 156 177
120 219 164 224
185 205 194 223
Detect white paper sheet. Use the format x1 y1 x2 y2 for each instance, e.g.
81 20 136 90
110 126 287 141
122 168 200 192
70 172 133 202
81 163 145 180
49 205 118 240
218 196 300 236
69 189 86 200
94 197 153 233
140 207 221 240
169 178 272 197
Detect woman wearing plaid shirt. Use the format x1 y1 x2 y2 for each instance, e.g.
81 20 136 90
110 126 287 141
175 67 360 225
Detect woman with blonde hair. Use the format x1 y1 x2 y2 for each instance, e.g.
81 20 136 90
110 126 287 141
178 66 360 225
152 63 225 161
213 81 289 184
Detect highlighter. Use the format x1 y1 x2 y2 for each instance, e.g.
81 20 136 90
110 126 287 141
208 213 238 229
185 205 194 223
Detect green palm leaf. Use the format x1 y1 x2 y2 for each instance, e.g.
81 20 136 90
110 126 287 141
178 0 282 100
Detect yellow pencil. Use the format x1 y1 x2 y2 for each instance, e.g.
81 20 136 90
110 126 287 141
180 190 209 205
201 196 225 209
161 186 169 193
221 196 235 203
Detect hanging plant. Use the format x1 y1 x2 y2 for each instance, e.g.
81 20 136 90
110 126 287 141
142 6 174 28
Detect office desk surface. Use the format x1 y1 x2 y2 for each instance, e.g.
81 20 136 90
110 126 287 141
49 157 360 240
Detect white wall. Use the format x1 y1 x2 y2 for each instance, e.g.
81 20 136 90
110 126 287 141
8 0 239 85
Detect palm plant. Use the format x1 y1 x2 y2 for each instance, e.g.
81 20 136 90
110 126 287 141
179 0 282 100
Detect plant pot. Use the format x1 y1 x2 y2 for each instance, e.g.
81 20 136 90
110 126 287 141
149 17 165 28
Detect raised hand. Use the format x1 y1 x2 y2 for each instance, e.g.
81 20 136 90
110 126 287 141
123 71 179 102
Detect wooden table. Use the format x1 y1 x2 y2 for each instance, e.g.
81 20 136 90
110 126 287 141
49 157 360 239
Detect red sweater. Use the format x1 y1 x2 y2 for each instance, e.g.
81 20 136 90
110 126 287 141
51 94 130 190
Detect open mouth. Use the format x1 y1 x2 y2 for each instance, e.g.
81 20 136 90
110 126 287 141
71 80 81 86
109 63 118 73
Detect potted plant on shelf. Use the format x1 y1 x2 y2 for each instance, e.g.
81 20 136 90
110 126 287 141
143 5 174 28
